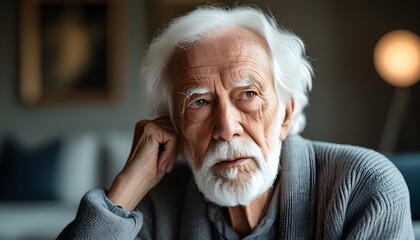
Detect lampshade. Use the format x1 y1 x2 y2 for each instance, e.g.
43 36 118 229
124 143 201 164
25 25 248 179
373 30 420 87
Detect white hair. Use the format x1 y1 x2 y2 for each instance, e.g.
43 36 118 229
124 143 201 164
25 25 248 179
141 5 313 134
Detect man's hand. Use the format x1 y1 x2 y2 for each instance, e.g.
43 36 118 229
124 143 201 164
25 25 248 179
107 117 178 211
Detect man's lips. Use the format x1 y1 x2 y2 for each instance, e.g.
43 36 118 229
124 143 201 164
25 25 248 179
214 157 250 168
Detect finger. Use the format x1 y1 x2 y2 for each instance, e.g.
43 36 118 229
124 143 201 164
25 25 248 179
135 122 176 172
126 121 148 164
153 116 176 133
125 119 178 172
155 128 177 172
157 136 178 173
154 116 172 125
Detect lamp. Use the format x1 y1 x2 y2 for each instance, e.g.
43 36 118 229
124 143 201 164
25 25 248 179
373 30 420 152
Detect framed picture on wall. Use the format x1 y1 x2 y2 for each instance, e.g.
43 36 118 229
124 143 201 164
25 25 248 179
19 0 123 105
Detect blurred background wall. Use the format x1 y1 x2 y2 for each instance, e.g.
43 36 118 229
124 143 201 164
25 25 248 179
0 0 419 150
0 0 148 139
0 0 419 238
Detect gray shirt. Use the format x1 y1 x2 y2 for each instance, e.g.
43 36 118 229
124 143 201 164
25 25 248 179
58 135 415 239
206 177 280 239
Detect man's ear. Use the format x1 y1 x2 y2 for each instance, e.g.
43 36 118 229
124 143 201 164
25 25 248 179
280 99 295 141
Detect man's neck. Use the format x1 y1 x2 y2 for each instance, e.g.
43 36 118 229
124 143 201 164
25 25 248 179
226 187 275 237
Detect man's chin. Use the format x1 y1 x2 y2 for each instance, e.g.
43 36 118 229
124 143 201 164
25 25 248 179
196 173 267 207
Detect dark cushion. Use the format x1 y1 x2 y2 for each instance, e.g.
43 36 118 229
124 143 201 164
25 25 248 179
0 137 62 201
388 152 420 220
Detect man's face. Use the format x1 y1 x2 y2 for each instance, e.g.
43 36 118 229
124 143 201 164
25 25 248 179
168 28 289 206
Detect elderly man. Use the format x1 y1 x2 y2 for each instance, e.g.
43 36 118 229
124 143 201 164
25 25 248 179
58 6 414 239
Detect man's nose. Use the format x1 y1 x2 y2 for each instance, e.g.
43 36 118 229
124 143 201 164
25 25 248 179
212 102 244 141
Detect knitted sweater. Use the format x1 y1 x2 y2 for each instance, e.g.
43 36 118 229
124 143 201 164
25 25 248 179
58 135 414 239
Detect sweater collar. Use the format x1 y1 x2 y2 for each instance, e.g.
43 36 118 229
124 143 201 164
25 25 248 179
278 134 316 238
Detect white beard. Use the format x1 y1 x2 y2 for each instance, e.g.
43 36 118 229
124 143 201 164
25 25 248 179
184 115 283 206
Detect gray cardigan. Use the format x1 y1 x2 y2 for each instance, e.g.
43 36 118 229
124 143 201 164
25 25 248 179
58 135 414 239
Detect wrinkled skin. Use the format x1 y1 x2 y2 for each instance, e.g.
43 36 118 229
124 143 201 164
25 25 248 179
108 27 293 235
169 28 287 174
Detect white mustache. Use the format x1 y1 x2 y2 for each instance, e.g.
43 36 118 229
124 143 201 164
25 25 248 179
201 137 264 170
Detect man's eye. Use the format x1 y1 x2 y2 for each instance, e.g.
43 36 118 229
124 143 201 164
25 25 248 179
238 91 256 100
245 91 256 99
191 99 208 108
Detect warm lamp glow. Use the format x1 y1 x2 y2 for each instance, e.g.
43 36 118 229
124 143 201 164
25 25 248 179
373 30 420 87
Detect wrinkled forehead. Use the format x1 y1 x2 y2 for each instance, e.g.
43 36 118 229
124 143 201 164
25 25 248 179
166 27 271 79
184 27 270 67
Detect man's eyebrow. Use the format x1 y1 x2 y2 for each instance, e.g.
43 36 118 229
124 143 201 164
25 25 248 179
182 77 257 99
183 86 210 100
232 77 255 89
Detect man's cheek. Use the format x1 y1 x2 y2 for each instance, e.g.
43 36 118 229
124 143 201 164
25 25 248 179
183 130 203 169
244 112 269 143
